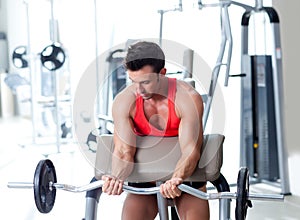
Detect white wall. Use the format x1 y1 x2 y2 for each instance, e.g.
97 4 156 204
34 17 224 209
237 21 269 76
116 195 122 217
272 0 300 196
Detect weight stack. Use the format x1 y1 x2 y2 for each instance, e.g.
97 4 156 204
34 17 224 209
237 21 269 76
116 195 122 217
241 55 279 181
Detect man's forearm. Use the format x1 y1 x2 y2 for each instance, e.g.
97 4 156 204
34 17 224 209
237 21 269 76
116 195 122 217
111 152 134 180
172 151 200 180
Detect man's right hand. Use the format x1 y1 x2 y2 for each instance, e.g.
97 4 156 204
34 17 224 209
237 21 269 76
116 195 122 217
101 175 124 195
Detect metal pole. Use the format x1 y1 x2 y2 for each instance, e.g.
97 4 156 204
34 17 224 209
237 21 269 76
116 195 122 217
49 0 61 152
271 22 291 195
23 0 37 145
94 0 100 116
255 0 263 10
158 10 163 47
219 199 231 220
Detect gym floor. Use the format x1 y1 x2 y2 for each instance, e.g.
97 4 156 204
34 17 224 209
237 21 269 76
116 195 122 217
1 116 300 220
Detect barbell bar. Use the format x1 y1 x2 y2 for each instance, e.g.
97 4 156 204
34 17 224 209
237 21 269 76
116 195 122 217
7 159 284 219
7 179 284 200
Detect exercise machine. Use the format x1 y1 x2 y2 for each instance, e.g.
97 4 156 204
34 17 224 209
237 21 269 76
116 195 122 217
238 2 290 194
196 0 290 195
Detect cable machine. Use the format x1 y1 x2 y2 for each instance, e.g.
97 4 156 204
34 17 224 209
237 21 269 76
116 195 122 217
239 0 291 195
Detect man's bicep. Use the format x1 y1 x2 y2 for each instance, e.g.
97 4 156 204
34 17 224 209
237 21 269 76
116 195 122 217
113 115 136 149
179 117 203 151
178 94 204 151
112 92 136 147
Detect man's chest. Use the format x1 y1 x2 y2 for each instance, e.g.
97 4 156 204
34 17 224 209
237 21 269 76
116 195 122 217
142 100 169 131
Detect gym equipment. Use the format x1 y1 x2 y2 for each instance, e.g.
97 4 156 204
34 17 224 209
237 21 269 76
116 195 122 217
7 158 283 218
33 159 57 213
106 49 127 98
158 0 182 46
240 7 290 195
235 166 252 220
20 0 72 154
239 4 291 195
86 116 113 152
12 46 28 68
0 32 9 72
4 73 30 95
197 0 291 196
60 120 72 138
40 43 66 71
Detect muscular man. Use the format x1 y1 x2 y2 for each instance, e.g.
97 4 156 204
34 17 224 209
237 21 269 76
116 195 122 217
102 41 209 220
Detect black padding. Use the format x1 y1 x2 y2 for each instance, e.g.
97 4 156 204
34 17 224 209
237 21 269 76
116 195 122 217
211 173 230 192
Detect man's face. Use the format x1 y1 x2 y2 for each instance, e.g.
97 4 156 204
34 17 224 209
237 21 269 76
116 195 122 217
128 65 160 100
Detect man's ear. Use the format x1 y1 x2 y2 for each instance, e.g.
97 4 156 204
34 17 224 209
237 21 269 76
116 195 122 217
159 68 167 75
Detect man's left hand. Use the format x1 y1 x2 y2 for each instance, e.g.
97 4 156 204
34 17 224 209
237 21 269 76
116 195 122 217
160 177 183 198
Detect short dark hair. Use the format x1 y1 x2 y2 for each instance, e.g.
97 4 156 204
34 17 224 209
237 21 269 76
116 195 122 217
124 41 165 73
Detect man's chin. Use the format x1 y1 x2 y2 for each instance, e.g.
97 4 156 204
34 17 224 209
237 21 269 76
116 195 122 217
141 94 152 100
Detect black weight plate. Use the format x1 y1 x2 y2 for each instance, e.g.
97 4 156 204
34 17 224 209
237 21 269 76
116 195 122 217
12 46 28 68
33 159 57 213
40 43 66 71
235 167 250 220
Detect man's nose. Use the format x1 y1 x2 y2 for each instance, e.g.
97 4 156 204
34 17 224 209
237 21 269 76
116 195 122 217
136 83 144 93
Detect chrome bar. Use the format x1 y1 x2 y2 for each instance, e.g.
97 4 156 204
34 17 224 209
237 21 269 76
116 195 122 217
7 182 34 189
178 184 237 200
178 184 284 201
53 181 103 193
53 181 161 195
248 193 284 201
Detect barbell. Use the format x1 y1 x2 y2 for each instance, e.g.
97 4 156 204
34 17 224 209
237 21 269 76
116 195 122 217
7 159 284 219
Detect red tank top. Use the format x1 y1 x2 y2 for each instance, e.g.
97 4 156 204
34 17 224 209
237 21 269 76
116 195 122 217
133 78 180 137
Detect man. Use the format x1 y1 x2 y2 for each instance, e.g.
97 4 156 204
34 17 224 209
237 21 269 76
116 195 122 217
102 41 209 219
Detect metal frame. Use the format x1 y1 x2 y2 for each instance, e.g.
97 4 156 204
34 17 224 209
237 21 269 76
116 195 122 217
239 6 291 195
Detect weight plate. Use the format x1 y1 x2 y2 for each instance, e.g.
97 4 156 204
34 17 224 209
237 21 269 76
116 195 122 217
235 167 251 220
33 159 57 213
12 46 28 68
40 43 66 71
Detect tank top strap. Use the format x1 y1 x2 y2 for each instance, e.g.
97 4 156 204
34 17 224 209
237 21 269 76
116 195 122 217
168 77 176 102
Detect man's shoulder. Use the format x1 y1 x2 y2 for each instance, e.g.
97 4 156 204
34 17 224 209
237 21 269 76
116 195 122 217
176 79 201 97
175 80 204 117
112 85 136 115
114 85 136 102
